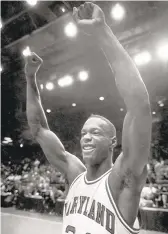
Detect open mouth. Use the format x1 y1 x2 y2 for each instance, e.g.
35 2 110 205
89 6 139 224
82 145 95 153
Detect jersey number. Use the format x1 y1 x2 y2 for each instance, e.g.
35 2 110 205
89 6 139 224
66 225 91 234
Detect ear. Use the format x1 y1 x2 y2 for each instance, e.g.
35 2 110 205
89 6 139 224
109 136 117 150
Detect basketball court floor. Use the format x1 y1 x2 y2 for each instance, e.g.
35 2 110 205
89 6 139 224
1 208 166 234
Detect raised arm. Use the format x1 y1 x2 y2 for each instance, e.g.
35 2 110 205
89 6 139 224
25 53 85 185
98 24 152 176
73 2 152 177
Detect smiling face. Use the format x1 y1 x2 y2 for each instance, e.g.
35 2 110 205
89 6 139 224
80 117 115 166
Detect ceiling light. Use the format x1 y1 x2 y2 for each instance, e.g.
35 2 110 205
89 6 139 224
40 84 44 90
72 103 76 107
46 109 51 113
46 82 54 90
99 97 104 101
58 75 73 87
120 108 124 112
22 46 31 57
0 20 2 29
4 137 13 142
152 111 156 115
157 42 168 61
134 51 151 66
64 22 77 38
78 71 89 81
111 3 125 21
20 144 23 148
26 0 38 6
0 65 3 72
61 7 66 13
159 103 164 107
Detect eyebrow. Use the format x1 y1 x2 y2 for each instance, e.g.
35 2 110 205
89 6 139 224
81 127 102 133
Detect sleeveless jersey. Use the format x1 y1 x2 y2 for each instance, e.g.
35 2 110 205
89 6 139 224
62 168 140 234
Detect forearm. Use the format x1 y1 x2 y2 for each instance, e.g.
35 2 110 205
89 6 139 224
26 74 49 136
98 25 149 110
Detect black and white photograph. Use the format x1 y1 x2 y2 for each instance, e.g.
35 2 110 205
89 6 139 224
1 1 168 234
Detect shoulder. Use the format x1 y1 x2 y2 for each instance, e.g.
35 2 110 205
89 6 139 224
65 151 86 186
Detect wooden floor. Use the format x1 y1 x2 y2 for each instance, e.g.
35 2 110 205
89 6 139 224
1 208 167 234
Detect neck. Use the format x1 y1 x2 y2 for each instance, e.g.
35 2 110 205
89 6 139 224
86 156 112 181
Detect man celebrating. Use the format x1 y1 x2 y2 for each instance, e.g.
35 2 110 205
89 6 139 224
25 2 152 234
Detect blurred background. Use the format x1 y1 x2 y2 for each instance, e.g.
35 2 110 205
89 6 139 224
1 1 168 232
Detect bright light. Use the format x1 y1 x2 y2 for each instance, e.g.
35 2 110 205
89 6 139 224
99 97 104 101
4 137 12 142
0 65 3 72
26 0 37 6
159 103 164 107
2 137 13 144
22 46 31 57
134 51 151 66
58 75 73 87
157 43 168 61
64 22 77 38
4 137 13 143
78 71 89 81
46 109 51 113
20 144 23 148
152 111 156 115
0 20 2 29
111 3 125 21
72 103 76 107
46 82 54 90
40 84 44 90
61 7 66 12
120 108 124 112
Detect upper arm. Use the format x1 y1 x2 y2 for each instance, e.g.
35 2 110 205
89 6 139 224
121 105 152 176
36 128 86 185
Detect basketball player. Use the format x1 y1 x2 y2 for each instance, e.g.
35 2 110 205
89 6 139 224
25 2 152 234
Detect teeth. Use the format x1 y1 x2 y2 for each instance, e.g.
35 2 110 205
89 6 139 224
84 147 92 150
83 146 94 150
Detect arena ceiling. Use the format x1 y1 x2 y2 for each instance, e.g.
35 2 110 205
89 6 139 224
1 1 168 142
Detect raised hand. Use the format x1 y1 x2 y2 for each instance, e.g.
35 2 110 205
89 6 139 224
24 52 43 77
73 2 106 36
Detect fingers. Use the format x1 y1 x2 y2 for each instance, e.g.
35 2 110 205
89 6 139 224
78 4 85 19
73 7 79 23
31 52 43 64
27 52 43 65
84 2 94 12
73 2 94 21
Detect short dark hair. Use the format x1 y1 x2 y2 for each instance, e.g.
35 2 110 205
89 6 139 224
87 114 116 137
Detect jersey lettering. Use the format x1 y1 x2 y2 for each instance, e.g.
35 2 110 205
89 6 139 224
77 196 87 214
64 196 115 234
88 199 95 220
106 209 115 234
96 202 105 226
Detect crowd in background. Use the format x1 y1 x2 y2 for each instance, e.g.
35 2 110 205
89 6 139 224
1 158 67 215
1 156 168 214
140 159 168 208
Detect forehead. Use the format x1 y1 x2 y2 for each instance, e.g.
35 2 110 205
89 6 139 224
82 117 108 131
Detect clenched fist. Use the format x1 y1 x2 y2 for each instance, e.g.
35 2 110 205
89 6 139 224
24 52 43 77
73 2 106 36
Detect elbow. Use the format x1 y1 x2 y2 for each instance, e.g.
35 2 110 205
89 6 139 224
28 122 42 139
128 94 151 116
141 99 151 116
30 127 40 140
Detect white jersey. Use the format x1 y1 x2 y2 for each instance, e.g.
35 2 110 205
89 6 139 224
62 168 140 234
